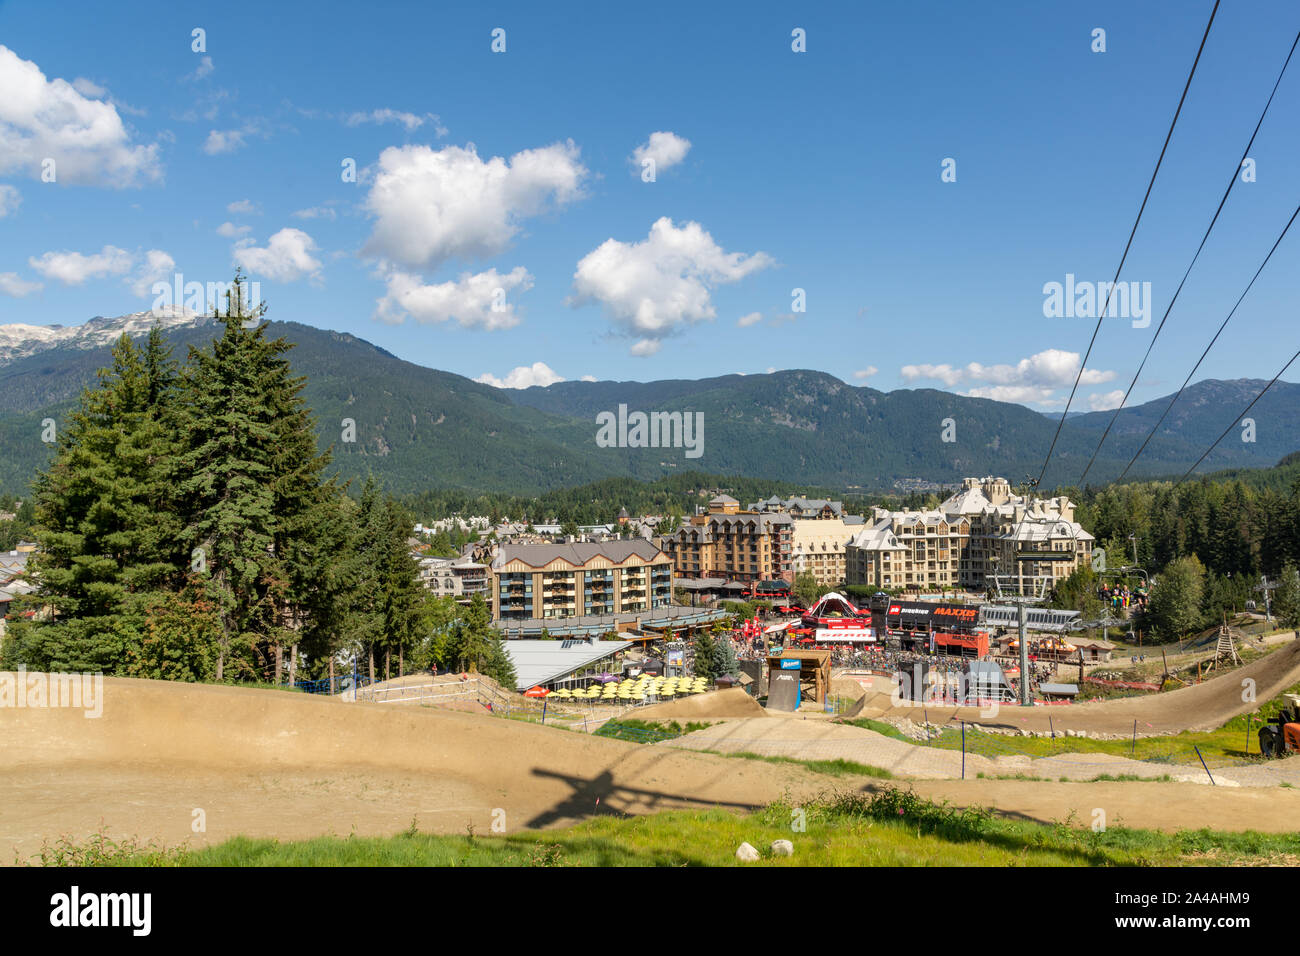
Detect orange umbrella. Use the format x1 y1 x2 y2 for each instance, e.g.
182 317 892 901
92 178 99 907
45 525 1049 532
524 686 550 698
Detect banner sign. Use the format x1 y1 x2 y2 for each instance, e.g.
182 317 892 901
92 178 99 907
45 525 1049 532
886 601 979 628
815 627 875 643
779 659 801 670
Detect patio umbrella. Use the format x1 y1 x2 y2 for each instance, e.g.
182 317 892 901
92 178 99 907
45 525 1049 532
524 686 550 698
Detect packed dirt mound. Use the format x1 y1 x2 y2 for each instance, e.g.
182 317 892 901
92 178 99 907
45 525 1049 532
637 687 766 720
850 639 1300 736
1 675 818 860
7 672 1299 862
830 677 868 702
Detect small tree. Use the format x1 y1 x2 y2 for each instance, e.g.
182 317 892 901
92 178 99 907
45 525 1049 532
793 572 821 608
1144 555 1206 640
692 631 718 681
712 633 739 678
1273 563 1300 630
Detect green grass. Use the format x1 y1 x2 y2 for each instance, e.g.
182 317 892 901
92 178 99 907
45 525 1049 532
717 751 893 779
48 787 1300 868
838 717 1271 767
593 719 713 743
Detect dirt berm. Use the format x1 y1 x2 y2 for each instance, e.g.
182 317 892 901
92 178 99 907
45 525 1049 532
5 674 1299 862
845 639 1300 736
637 687 767 720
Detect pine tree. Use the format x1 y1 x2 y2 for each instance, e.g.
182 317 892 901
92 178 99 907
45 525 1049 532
19 331 183 671
377 495 420 678
174 274 335 680
692 631 718 681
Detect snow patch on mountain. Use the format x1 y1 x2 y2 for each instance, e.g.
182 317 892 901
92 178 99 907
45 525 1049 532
0 307 206 366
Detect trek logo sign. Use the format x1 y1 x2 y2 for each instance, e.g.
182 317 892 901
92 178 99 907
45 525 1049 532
50 886 151 936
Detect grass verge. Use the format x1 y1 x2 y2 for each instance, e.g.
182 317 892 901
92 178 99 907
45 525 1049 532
31 786 1300 868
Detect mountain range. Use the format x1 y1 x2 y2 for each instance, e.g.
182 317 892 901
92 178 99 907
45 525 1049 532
1 311 1295 498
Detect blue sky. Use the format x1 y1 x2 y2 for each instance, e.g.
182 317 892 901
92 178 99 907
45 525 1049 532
1 0 1296 410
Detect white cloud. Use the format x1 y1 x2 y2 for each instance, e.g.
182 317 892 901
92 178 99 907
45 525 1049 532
631 131 691 173
292 205 337 221
903 349 1113 387
737 311 762 327
345 109 446 135
963 385 1062 406
901 349 1116 407
0 272 42 297
190 56 214 80
226 199 257 215
580 375 597 382
901 363 964 386
130 249 175 296
0 45 161 186
71 77 106 98
475 361 565 389
233 228 322 282
362 141 587 270
217 221 251 237
1088 389 1126 411
570 217 773 355
28 245 133 284
374 265 532 330
0 184 19 217
853 366 879 380
964 350 1115 388
204 127 247 154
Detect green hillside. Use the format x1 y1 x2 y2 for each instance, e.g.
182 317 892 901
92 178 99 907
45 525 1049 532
2 316 1297 498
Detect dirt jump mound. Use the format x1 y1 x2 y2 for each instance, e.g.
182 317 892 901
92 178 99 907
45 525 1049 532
0 675 826 860
637 687 766 720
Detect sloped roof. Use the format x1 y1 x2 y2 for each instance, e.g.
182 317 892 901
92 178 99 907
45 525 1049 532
493 539 665 570
502 639 633 690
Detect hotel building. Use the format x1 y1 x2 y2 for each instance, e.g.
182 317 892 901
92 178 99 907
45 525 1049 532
846 477 1093 593
491 539 674 624
659 495 793 582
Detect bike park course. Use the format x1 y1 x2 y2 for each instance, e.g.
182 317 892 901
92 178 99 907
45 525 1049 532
3 643 1300 862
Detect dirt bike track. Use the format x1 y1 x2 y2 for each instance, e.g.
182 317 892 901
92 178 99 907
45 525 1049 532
4 663 1300 863
843 637 1300 736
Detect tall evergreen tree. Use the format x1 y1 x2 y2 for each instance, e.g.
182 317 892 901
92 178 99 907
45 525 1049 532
173 274 334 680
15 331 182 671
